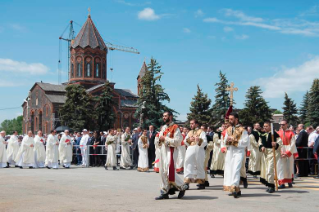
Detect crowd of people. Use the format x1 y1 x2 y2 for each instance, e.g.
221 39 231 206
1 111 319 200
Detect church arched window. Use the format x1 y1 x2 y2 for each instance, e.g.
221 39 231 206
76 57 82 77
71 63 74 78
85 57 92 77
95 58 101 78
86 63 91 77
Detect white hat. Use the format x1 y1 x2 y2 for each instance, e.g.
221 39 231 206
133 128 137 131
82 129 88 132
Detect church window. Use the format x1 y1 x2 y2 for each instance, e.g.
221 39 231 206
71 64 74 78
77 62 82 77
95 63 99 77
86 63 91 77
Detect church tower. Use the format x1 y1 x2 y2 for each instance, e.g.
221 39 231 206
137 61 147 95
69 15 107 88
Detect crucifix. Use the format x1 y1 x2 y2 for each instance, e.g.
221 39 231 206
226 82 238 106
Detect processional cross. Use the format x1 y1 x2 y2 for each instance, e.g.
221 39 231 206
226 82 238 106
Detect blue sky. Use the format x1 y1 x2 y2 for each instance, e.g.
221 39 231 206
1 0 319 123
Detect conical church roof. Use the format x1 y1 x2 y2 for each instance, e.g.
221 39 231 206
71 15 107 50
137 61 147 80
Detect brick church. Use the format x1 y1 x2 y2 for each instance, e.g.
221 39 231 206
22 15 147 134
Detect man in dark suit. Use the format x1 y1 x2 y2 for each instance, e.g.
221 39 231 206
147 125 157 169
296 124 309 177
132 127 141 168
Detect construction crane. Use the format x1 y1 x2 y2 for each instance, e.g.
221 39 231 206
58 20 140 84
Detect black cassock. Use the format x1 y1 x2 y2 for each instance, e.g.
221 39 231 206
296 130 309 177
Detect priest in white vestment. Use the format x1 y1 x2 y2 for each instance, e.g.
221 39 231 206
155 111 186 200
15 131 35 169
45 130 59 169
277 120 298 188
175 127 187 174
7 131 20 167
59 130 73 168
183 120 207 190
80 129 89 167
223 113 249 198
210 125 227 177
0 131 8 168
120 127 133 169
138 129 149 172
33 130 46 168
105 129 118 170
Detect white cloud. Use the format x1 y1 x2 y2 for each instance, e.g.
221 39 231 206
0 79 17 87
300 5 319 17
223 8 263 22
114 0 151 6
183 28 191 33
204 8 319 37
256 56 319 98
9 24 26 31
234 34 249 40
223 26 233 32
138 8 160 21
0 58 49 75
195 9 204 18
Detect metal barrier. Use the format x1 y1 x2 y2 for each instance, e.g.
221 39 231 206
73 145 134 168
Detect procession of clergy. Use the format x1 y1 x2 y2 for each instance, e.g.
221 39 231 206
0 110 297 200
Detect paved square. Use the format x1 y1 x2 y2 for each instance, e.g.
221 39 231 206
1 167 318 212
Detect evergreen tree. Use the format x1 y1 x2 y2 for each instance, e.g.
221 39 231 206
239 86 272 126
134 58 176 129
187 85 212 125
299 91 309 124
59 84 95 131
211 71 230 124
282 92 298 126
308 79 319 127
94 81 116 131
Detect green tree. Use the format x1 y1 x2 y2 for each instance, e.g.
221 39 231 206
59 84 95 131
0 115 23 134
308 79 319 127
282 92 298 126
239 86 273 126
134 58 176 129
274 110 282 114
211 71 231 124
187 84 212 125
94 81 116 131
299 91 309 124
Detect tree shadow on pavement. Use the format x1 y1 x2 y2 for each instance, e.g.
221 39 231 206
241 193 281 197
180 196 218 200
278 190 309 194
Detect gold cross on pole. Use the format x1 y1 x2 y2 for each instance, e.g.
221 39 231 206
226 82 238 106
88 7 91 16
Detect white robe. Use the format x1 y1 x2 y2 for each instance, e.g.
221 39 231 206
248 133 262 175
45 134 59 168
59 135 73 167
157 123 184 194
7 135 19 166
34 135 46 168
154 136 161 173
223 128 249 192
184 129 208 183
210 133 226 175
105 135 117 167
120 133 132 169
15 135 35 167
80 134 89 166
175 140 186 173
277 131 297 185
0 136 8 167
137 136 149 171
